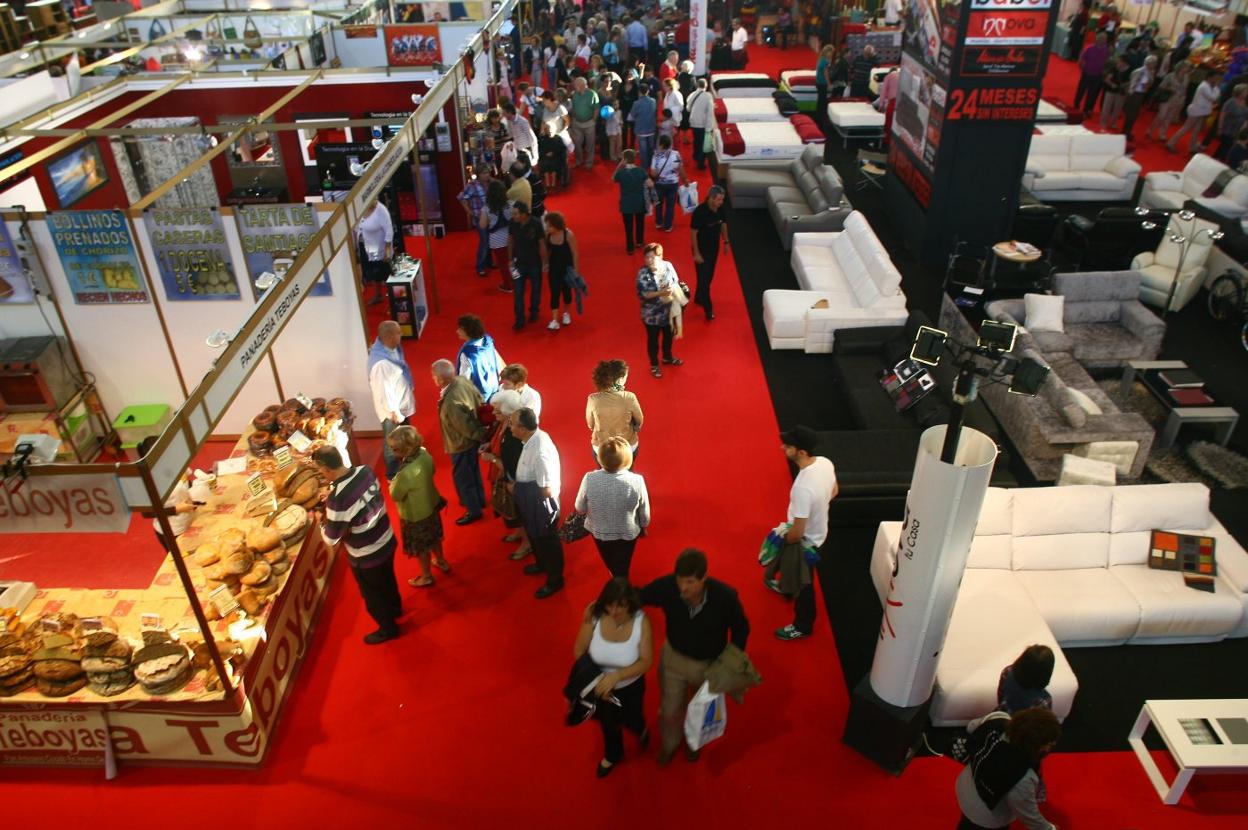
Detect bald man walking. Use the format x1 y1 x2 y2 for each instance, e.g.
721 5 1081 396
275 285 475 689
368 320 416 480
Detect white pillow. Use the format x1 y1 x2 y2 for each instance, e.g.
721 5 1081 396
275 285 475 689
1024 293 1065 333
1066 387 1102 416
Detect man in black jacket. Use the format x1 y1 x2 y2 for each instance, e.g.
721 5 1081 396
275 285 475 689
641 548 750 765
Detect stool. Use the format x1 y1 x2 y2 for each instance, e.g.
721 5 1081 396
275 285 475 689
1058 454 1117 486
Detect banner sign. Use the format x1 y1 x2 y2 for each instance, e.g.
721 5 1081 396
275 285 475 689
0 220 33 304
892 54 947 189
0 710 109 766
969 0 1052 7
45 210 149 305
384 24 441 67
144 208 240 301
946 85 1040 121
690 0 707 76
0 473 132 534
965 11 1049 45
233 204 331 298
960 44 1044 77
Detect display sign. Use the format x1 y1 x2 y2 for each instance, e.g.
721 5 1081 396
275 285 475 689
143 207 240 301
892 54 947 186
0 220 33 304
273 445 294 469
344 25 377 38
0 472 131 533
0 709 109 767
960 44 1044 77
384 24 440 67
45 210 149 304
969 0 1052 7
903 0 961 81
233 204 331 298
946 86 1040 121
965 10 1048 45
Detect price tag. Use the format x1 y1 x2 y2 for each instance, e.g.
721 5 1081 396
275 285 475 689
274 445 294 470
210 585 240 617
296 393 314 411
40 617 62 633
245 472 267 498
287 430 312 454
216 456 248 477
140 613 163 630
79 617 103 633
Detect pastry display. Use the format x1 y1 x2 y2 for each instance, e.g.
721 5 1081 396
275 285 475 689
32 636 86 697
247 526 282 554
252 411 277 433
83 635 135 696
240 560 271 587
247 431 273 456
194 540 223 566
133 642 192 696
0 653 33 696
223 545 255 576
76 617 119 649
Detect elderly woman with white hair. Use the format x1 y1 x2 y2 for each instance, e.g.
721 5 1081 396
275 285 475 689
479 388 531 560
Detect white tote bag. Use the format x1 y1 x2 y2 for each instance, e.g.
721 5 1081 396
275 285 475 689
678 181 699 214
683 680 727 751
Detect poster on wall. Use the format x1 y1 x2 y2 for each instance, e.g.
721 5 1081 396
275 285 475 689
143 207 240 301
48 141 109 209
892 53 947 180
233 204 331 298
384 24 441 67
45 210 149 304
309 32 327 67
0 221 33 303
902 0 962 81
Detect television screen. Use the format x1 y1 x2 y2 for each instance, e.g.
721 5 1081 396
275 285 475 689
48 141 109 208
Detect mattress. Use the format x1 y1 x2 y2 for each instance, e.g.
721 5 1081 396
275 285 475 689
714 120 809 160
1036 99 1067 122
780 70 818 91
716 97 784 123
1036 123 1091 136
711 72 780 98
828 101 885 129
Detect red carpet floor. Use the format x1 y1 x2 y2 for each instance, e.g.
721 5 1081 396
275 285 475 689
4 45 1247 828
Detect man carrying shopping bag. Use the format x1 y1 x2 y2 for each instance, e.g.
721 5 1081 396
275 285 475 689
640 548 750 765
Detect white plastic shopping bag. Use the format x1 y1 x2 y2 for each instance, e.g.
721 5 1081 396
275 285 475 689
678 181 699 214
683 680 727 751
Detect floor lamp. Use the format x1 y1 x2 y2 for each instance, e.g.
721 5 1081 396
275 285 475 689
1163 210 1224 313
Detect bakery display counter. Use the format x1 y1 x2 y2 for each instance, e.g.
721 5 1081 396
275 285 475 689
0 399 357 767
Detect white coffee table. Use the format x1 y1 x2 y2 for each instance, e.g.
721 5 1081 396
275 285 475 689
1128 698 1248 804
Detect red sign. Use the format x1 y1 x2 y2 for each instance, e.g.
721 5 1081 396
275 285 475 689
384 24 441 68
889 144 932 209
965 11 1048 45
946 87 1040 121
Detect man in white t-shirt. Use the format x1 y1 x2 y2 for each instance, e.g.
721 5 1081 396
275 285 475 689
883 0 904 27
773 425 838 641
731 18 749 68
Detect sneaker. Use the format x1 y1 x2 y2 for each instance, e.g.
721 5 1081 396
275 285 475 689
547 320 561 331
764 577 784 595
561 312 571 325
774 624 809 641
363 628 399 645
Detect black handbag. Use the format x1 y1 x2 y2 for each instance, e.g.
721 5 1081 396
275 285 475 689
558 510 590 543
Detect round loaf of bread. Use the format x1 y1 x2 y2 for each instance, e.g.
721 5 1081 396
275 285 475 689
222 546 254 576
247 526 282 554
0 667 33 695
76 617 118 649
33 659 84 681
87 669 134 696
261 545 288 565
194 541 222 567
36 674 87 697
84 638 132 660
265 501 308 540
240 560 271 586
269 559 291 576
218 528 246 550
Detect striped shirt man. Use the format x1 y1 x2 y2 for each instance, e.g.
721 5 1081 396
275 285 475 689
320 465 396 568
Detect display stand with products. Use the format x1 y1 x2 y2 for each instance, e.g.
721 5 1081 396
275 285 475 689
387 255 427 339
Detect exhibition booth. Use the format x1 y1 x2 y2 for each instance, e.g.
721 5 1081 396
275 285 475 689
0 0 517 767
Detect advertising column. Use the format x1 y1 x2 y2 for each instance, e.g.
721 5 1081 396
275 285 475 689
886 0 1060 265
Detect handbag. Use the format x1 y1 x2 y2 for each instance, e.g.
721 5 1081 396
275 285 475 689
558 510 590 543
702 129 714 154
491 476 519 521
243 16 263 50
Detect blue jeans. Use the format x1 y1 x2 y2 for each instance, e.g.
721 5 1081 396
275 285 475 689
655 182 678 231
637 134 656 170
450 446 485 515
513 261 543 325
475 226 490 273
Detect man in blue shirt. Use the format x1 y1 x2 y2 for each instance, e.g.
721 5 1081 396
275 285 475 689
626 15 648 54
629 85 658 169
457 165 492 275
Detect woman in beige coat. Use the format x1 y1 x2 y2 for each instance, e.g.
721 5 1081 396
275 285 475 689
586 358 644 461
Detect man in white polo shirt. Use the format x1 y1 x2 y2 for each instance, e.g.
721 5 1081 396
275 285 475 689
731 18 749 69
772 425 838 641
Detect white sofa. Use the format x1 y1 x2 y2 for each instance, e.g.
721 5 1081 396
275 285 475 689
762 212 908 353
1022 132 1141 202
1131 215 1220 312
1139 153 1248 219
870 483 1248 726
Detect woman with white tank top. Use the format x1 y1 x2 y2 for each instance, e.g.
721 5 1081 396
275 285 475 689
573 578 653 778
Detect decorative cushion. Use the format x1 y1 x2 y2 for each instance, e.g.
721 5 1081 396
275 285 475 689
1075 441 1139 476
1024 293 1065 333
1066 387 1102 416
1110 482 1211 533
1058 454 1116 486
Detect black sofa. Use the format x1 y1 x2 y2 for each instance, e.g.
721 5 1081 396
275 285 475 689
819 310 1015 526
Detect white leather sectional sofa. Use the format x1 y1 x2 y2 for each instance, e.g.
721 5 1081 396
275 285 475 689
1139 153 1248 219
761 212 908 353
870 483 1248 726
1022 132 1141 201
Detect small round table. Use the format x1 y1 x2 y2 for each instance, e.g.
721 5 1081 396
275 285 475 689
991 240 1042 264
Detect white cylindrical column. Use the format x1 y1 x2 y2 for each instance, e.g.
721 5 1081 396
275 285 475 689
870 424 998 709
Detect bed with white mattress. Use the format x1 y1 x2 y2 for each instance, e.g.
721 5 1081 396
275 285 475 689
710 72 780 98
1037 99 1070 123
826 101 885 146
714 120 809 162
718 97 785 122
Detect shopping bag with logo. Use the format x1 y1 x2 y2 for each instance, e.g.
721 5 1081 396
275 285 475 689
678 180 699 214
683 680 727 751
758 522 789 566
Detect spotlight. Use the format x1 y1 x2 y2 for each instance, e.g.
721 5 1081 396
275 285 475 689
976 320 1017 353
910 326 947 366
254 271 278 290
349 161 365 176
19 52 29 60
411 93 424 105
205 329 231 348
1178 209 1196 221
371 137 384 150
1009 357 1050 396
184 45 204 62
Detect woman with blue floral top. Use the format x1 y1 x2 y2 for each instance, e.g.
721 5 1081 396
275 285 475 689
635 243 684 379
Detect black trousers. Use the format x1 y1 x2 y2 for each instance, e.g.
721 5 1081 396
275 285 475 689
692 127 707 168
956 816 996 830
645 322 673 367
793 569 818 635
622 212 645 249
1073 73 1102 112
350 556 402 635
816 86 828 129
593 536 638 578
597 675 647 763
532 532 565 586
1122 92 1146 137
694 255 717 314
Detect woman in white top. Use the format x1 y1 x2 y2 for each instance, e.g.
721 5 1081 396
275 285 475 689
573 577 653 778
355 199 394 306
575 437 650 578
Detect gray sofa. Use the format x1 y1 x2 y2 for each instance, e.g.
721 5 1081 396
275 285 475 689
985 271 1165 370
725 144 852 250
940 292 1155 481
